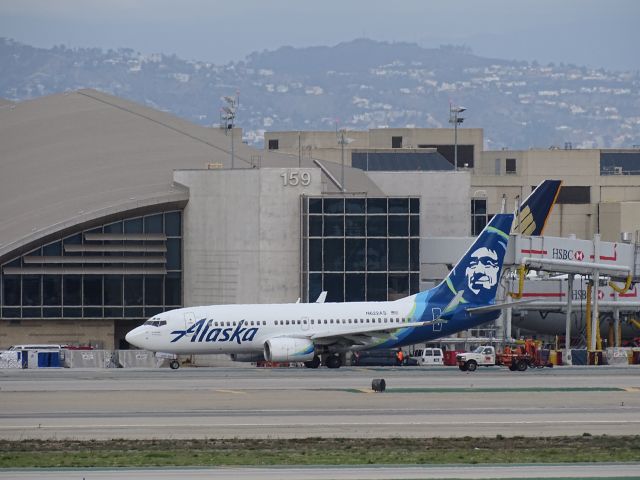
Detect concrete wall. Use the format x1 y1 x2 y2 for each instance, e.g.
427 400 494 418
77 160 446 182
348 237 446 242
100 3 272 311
264 128 484 170
175 168 322 306
0 319 114 350
264 131 370 152
474 149 622 240
368 128 483 157
620 202 640 241
366 171 470 237
600 203 622 242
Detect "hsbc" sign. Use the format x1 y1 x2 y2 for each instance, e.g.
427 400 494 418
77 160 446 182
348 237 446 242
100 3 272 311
552 248 584 261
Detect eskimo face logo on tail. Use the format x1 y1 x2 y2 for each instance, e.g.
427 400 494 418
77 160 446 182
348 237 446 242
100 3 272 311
171 319 259 344
465 247 499 295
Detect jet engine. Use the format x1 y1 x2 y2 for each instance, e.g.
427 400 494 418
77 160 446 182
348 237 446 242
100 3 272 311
264 337 315 362
229 353 265 363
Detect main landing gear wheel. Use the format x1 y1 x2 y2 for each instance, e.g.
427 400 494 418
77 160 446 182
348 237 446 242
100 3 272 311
169 360 180 370
325 355 342 369
304 356 321 369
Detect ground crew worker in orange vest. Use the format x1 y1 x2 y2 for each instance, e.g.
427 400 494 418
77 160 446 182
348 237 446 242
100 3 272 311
396 349 404 365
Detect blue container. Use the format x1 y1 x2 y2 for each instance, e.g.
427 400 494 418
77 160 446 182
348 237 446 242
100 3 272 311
37 351 60 367
571 349 587 365
20 351 28 369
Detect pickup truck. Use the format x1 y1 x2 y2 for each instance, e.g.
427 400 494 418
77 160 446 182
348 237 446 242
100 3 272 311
456 346 496 371
457 343 552 372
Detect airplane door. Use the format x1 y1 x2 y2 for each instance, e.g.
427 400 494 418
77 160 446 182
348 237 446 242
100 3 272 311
183 312 196 335
301 316 310 331
431 308 442 332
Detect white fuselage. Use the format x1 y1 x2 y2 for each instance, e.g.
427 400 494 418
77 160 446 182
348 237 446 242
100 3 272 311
126 297 417 355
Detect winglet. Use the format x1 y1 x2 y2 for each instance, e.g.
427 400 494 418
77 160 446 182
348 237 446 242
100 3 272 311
513 180 562 236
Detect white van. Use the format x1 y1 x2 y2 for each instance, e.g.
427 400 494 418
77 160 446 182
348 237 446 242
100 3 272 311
411 347 444 366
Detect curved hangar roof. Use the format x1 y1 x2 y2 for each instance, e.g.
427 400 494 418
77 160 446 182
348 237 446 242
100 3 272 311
0 89 381 262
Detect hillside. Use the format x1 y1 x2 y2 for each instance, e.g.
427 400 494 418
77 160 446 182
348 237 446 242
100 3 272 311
1 38 638 149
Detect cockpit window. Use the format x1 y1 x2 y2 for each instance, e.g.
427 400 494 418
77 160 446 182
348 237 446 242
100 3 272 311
143 320 167 327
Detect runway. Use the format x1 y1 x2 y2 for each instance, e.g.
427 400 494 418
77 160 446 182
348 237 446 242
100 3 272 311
1 366 639 440
3 463 640 480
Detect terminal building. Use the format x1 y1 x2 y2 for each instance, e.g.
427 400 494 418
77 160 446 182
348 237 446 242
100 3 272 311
2 90 640 349
265 129 640 241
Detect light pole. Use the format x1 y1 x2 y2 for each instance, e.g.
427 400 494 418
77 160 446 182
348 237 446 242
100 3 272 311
336 128 353 192
449 104 466 171
338 129 346 192
220 92 239 169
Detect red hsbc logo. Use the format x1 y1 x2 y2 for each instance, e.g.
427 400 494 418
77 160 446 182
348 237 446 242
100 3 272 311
597 290 604 300
574 251 584 261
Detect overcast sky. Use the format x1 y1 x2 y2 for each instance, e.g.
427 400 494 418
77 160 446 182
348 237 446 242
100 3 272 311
1 0 638 71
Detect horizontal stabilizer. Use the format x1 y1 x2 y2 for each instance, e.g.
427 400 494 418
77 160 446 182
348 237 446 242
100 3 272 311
466 298 539 315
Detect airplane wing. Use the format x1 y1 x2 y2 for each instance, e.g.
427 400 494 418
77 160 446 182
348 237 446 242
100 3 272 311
304 319 447 346
465 298 539 314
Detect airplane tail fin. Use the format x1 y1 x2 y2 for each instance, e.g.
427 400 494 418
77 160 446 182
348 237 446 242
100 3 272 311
513 179 562 236
429 213 513 311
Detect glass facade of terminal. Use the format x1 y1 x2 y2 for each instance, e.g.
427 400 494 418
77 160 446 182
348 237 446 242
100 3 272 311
0 211 183 321
301 196 420 303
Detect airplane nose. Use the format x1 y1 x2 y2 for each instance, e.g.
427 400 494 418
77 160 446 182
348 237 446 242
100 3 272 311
125 328 143 348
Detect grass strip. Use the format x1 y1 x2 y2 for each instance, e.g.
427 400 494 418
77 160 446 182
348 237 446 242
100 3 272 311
1 435 640 468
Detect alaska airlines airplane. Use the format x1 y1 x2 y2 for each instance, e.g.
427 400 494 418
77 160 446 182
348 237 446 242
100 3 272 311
126 214 514 368
126 180 561 369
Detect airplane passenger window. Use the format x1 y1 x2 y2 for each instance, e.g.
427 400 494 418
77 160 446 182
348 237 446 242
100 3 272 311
303 320 307 324
297 320 301 325
286 320 290 325
262 321 266 325
207 320 213 327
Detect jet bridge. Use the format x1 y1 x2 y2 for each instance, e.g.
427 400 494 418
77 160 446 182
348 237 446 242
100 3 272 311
503 233 638 363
